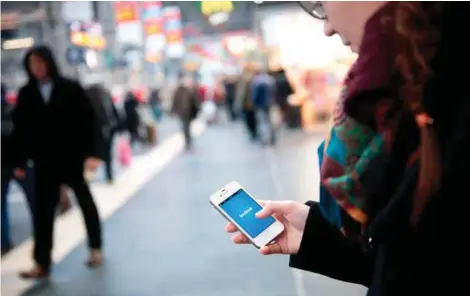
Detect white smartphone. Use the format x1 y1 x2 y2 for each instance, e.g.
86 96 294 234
210 181 285 249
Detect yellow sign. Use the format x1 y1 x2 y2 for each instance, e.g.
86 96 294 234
70 32 106 50
201 1 233 16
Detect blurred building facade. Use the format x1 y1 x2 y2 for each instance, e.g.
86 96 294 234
1 1 118 90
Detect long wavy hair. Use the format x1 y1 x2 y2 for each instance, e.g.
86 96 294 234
393 2 443 226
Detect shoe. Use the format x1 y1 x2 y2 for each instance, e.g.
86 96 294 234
86 249 103 268
19 265 49 280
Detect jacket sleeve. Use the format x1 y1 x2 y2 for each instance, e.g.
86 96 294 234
289 201 374 287
77 82 104 160
11 88 30 167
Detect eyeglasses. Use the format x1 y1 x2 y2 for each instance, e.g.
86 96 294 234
297 1 327 20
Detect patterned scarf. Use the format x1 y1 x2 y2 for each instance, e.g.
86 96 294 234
318 3 399 233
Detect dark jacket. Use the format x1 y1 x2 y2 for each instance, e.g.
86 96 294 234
289 4 469 296
171 84 199 120
86 84 120 141
123 92 140 131
11 46 102 177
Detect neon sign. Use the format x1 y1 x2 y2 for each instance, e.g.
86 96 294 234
201 1 233 15
200 1 233 26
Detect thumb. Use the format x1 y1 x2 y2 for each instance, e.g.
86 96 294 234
259 242 283 255
256 201 292 219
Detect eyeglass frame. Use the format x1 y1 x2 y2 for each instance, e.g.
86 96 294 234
297 1 327 20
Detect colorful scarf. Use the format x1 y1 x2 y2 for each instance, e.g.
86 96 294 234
318 3 399 233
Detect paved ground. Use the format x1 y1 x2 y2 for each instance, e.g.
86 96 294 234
5 115 181 249
2 119 366 296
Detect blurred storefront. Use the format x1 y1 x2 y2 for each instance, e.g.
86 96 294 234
174 1 259 89
1 3 46 89
255 3 357 127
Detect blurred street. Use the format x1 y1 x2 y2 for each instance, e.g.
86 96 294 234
1 120 365 296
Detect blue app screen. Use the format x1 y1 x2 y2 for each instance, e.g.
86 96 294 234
220 189 275 238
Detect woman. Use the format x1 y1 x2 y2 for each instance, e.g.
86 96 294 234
225 2 469 295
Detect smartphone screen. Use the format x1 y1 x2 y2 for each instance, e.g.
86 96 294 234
220 189 276 238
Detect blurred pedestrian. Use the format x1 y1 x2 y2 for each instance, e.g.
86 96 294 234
1 83 36 254
149 88 163 122
86 84 121 184
123 90 143 146
11 46 104 279
171 74 200 151
251 69 277 146
235 66 257 141
223 75 237 121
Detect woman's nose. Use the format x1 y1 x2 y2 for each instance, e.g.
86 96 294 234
323 21 336 37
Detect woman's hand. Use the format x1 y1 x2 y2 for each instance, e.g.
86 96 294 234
84 157 102 172
225 200 310 255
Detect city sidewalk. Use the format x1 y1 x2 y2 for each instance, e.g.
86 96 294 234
2 120 365 296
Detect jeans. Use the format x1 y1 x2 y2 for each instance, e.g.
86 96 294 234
181 118 192 150
1 165 35 250
255 107 276 145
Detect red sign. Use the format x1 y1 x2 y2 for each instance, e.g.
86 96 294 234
114 1 139 24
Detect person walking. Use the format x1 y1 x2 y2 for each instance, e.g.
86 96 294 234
1 83 36 254
11 46 104 279
123 90 143 147
251 69 277 146
149 88 163 122
235 66 257 142
171 74 200 151
86 84 121 184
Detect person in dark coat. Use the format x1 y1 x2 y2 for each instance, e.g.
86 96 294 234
235 67 258 141
224 2 469 295
171 74 200 151
223 75 237 121
86 84 121 184
11 46 104 279
123 90 143 146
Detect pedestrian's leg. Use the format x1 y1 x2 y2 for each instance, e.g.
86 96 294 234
265 107 276 145
182 119 192 150
16 165 36 217
20 169 60 278
244 110 257 141
103 138 114 183
248 110 258 140
1 166 13 252
68 175 103 267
